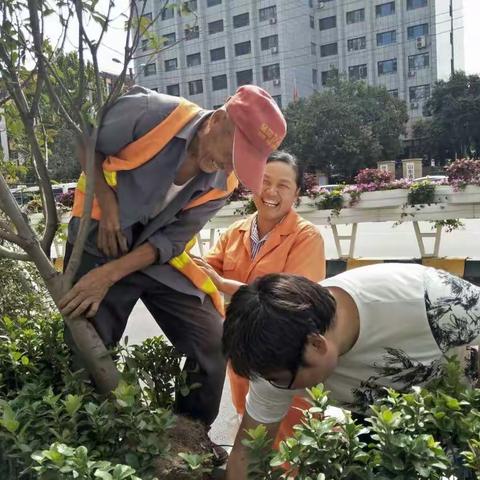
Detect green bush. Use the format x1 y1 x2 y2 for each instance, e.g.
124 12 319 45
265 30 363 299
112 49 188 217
245 359 480 480
0 310 212 479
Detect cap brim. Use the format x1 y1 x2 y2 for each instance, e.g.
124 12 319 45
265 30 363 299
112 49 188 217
232 129 267 195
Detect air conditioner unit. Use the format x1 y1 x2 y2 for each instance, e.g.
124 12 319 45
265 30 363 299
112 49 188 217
410 101 419 109
269 17 277 24
273 79 281 86
408 70 416 78
271 46 279 54
416 35 427 49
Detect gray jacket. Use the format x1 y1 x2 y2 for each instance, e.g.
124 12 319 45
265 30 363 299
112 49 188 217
68 86 230 299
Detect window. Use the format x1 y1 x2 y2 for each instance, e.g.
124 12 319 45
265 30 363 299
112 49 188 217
376 2 395 17
388 89 399 97
233 12 249 28
262 63 280 81
321 69 338 86
208 19 224 34
210 46 225 61
409 53 430 71
407 0 427 9
212 74 227 90
236 69 253 87
310 15 314 28
377 30 396 46
259 5 277 22
319 15 336 30
235 41 251 56
186 52 201 67
407 23 429 39
272 95 282 109
166 84 180 96
348 64 367 81
347 36 366 51
409 84 430 101
164 58 178 71
161 5 174 20
312 69 318 85
164 32 176 45
309 0 313 7
184 26 199 40
207 0 221 6
261 34 278 50
141 39 150 51
183 0 197 12
346 8 365 24
144 63 157 76
320 42 338 57
378 58 397 75
188 79 203 95
310 43 316 55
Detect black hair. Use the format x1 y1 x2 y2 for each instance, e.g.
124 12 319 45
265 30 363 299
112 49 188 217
266 150 303 190
223 273 336 379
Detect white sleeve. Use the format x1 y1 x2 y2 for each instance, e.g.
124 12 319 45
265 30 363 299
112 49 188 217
245 378 302 424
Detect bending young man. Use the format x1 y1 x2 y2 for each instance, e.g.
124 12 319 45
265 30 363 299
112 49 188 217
223 263 480 478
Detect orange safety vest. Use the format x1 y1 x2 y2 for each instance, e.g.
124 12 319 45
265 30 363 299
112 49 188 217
71 98 238 314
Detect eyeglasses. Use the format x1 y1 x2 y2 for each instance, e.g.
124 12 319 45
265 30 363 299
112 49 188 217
267 364 299 390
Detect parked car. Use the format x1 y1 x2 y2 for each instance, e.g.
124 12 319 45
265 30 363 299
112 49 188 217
10 182 76 206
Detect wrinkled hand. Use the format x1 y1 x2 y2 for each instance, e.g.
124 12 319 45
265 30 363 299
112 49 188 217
193 257 224 290
59 266 115 319
97 188 128 258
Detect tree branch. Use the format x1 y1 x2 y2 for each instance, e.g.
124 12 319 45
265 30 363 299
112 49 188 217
63 128 98 285
0 245 30 261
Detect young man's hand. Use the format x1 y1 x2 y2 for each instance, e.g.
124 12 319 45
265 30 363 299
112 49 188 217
97 188 128 258
59 265 115 319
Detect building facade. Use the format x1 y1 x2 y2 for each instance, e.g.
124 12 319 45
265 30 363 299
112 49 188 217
134 0 464 121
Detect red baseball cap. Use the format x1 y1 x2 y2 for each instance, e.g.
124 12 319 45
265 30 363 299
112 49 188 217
225 85 287 194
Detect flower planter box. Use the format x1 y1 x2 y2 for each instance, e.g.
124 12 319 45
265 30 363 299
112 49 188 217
434 185 480 204
347 189 409 209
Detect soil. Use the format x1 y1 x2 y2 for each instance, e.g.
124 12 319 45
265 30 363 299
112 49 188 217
154 415 220 479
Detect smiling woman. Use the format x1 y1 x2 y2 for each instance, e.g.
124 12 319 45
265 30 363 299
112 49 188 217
195 150 326 447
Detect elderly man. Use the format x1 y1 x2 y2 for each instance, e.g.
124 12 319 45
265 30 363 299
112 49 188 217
59 84 286 463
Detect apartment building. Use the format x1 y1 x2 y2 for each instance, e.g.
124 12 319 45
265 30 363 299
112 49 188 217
134 0 464 121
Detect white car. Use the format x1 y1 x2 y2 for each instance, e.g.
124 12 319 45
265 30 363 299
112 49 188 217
413 175 447 183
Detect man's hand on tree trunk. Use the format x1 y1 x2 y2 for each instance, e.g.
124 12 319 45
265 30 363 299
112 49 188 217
59 265 116 319
97 188 128 258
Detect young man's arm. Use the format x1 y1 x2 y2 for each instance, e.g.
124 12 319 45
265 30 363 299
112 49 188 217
226 413 280 480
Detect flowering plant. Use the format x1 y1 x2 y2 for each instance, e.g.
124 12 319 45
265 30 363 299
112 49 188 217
445 158 480 190
354 168 393 186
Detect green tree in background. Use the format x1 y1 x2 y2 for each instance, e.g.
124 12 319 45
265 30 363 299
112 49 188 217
2 50 94 183
283 79 408 181
413 72 480 162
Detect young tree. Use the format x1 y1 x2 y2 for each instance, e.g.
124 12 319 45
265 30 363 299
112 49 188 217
283 79 408 181
0 0 177 393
